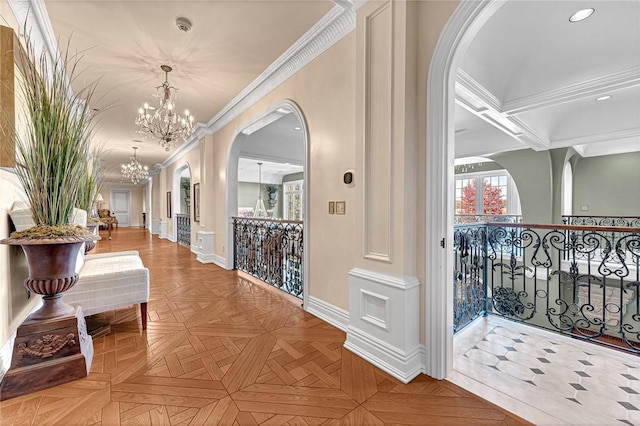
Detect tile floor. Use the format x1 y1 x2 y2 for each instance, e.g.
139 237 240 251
450 316 640 425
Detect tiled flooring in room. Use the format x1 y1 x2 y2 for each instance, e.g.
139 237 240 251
450 316 640 425
0 227 529 425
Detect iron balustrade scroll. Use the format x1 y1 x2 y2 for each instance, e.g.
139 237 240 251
176 214 190 247
233 217 303 299
563 215 640 228
454 214 522 224
453 224 488 332
453 221 640 354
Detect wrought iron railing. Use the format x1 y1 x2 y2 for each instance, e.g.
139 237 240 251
176 214 190 247
563 215 640 227
454 214 522 224
233 217 303 299
453 224 488 332
453 222 640 354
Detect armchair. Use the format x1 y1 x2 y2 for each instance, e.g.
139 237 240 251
97 209 118 229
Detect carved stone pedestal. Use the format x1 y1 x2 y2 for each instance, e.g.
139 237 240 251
0 306 93 400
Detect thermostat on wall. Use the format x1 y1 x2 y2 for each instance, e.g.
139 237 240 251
343 170 354 186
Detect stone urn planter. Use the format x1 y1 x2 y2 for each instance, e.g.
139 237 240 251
2 235 96 318
0 234 97 400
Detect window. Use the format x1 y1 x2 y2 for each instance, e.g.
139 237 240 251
284 180 303 221
455 171 520 216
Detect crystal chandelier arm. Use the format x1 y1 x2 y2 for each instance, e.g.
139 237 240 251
134 65 194 151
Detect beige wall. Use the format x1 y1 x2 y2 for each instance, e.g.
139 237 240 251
161 142 202 242
99 184 145 227
160 34 357 309
151 1 460 312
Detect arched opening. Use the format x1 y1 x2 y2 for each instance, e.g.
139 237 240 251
429 4 640 423
225 100 309 305
562 161 573 217
173 163 192 247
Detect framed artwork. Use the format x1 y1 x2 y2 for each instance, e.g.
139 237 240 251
166 191 172 218
193 183 200 222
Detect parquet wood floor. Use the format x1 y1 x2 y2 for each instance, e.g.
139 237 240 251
0 228 530 425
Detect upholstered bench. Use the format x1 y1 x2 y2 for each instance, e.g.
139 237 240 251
63 250 149 330
9 203 150 330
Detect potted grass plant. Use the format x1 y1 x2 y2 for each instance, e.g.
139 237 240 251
0 35 100 320
77 150 104 253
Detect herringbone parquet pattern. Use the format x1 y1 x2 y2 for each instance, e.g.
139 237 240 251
0 228 529 425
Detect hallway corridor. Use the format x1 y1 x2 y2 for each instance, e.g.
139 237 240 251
1 228 527 425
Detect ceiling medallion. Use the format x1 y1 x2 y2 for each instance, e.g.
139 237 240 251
121 146 149 184
135 65 194 151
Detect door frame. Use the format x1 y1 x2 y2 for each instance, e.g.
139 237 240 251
110 188 132 227
425 0 505 379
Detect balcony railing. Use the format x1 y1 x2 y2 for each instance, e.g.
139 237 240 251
176 214 190 247
233 217 303 299
454 221 640 354
454 214 522 224
563 215 640 228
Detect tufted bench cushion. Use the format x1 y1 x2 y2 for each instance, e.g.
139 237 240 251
63 250 150 329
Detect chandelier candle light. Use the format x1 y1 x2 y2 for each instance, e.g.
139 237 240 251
121 146 149 184
135 65 194 151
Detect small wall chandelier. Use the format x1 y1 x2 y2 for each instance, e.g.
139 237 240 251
135 65 194 151
121 147 149 184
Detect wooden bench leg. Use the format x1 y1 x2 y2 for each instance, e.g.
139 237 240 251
140 302 148 330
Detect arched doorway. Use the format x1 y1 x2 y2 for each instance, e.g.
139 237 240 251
225 100 309 306
173 163 192 246
424 1 506 379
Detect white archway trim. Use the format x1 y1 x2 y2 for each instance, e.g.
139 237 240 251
171 162 192 244
425 0 505 380
225 99 310 308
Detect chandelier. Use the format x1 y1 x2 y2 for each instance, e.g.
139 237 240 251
135 65 194 151
121 147 149 184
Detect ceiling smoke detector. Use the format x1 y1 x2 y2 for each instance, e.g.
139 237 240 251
175 17 192 33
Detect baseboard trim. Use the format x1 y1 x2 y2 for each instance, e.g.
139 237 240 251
306 296 349 332
344 326 424 384
196 252 227 269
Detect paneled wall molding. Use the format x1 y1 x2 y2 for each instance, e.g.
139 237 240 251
345 267 421 383
151 219 160 235
306 296 349 332
194 230 226 268
159 221 168 240
360 0 394 262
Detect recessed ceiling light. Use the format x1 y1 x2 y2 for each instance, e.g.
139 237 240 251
294 126 301 130
569 8 595 22
596 95 611 101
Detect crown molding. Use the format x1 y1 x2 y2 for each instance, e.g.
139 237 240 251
160 2 362 170
102 181 144 188
199 2 360 137
7 0 57 63
13 0 363 174
551 127 640 150
456 69 502 112
455 76 549 151
503 66 640 115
